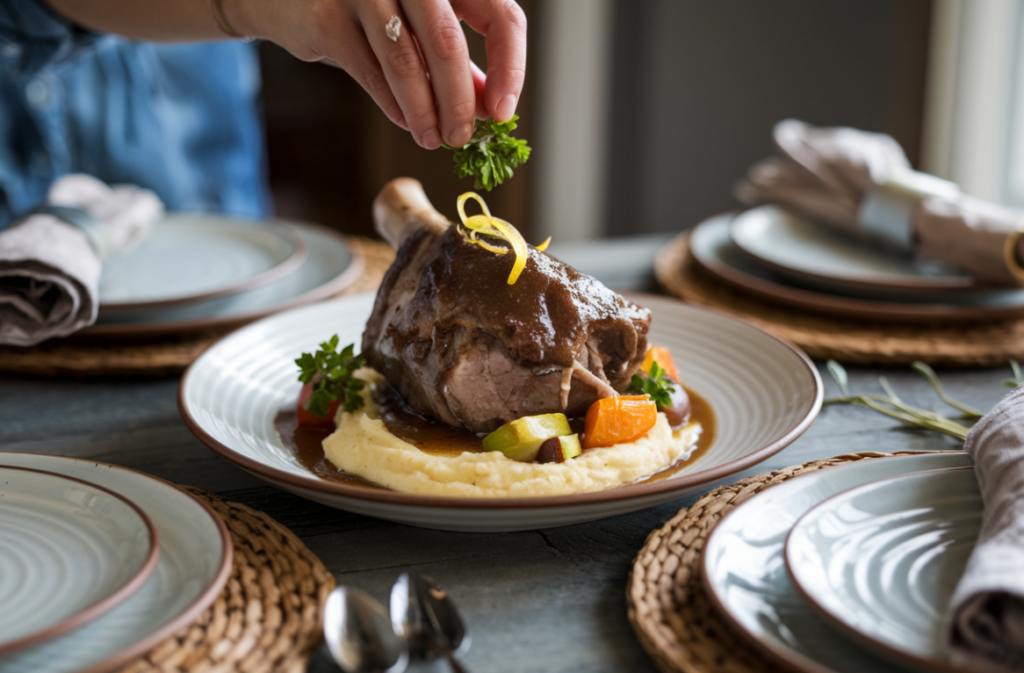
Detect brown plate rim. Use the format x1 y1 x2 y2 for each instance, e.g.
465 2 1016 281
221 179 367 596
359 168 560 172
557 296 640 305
0 465 161 658
699 453 972 673
76 223 365 339
783 466 977 673
729 205 981 292
177 291 823 511
0 452 233 673
685 215 1024 322
99 218 310 313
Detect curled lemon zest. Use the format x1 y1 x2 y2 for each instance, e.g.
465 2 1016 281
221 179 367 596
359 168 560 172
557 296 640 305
456 192 549 285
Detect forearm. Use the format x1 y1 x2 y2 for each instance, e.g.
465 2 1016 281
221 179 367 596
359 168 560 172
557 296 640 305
40 0 232 41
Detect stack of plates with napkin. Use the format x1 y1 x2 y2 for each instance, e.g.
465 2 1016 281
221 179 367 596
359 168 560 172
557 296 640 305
701 387 1024 673
687 120 1024 323
0 452 233 673
0 174 361 346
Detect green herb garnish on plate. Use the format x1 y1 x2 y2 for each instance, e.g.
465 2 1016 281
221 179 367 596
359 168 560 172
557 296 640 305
295 335 365 418
444 116 531 191
627 361 676 410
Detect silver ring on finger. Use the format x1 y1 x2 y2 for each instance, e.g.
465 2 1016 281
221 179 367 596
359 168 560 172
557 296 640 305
385 15 402 42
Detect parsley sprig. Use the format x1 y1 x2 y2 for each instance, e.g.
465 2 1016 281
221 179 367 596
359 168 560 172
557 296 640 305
627 361 676 409
295 336 366 418
444 116 531 191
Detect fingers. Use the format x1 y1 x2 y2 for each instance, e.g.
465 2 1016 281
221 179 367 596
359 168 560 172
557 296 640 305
470 60 488 119
355 2 443 148
288 0 525 147
454 0 527 122
284 2 411 131
400 0 477 147
320 22 409 131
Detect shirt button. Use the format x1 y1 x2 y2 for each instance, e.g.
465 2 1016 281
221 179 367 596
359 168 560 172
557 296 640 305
26 79 50 108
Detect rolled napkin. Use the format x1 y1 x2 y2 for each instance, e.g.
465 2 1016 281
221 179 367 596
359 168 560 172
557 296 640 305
947 384 1024 671
0 174 163 346
736 119 1024 285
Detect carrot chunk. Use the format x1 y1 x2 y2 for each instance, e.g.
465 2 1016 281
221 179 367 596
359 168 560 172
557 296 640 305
583 396 658 449
642 346 680 383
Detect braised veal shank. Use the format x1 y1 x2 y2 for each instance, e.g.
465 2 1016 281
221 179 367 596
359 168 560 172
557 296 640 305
362 179 652 433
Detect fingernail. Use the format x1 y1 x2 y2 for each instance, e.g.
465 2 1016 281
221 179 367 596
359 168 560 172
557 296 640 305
497 94 517 121
422 127 442 149
450 122 473 147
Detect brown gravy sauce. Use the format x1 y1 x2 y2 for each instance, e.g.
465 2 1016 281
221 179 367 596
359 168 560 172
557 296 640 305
275 385 717 490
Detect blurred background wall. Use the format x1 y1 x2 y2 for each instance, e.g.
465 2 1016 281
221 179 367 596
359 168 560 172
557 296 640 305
600 0 931 238
258 0 934 241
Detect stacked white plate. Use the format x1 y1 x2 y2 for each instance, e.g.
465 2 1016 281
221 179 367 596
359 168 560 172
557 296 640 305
687 207 1024 323
703 451 981 673
78 213 363 339
0 453 233 673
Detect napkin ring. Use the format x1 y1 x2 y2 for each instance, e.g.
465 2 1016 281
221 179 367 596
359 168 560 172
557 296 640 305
21 206 115 259
858 170 960 253
1003 220 1024 285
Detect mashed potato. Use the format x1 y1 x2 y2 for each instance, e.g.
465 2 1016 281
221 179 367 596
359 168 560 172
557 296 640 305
322 369 701 498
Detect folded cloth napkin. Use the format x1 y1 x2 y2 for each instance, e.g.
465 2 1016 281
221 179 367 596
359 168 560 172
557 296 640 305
736 119 1024 284
0 174 163 346
947 384 1024 671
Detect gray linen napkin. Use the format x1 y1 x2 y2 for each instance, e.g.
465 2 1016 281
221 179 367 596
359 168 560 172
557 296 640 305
947 384 1024 671
736 119 1024 284
0 174 163 346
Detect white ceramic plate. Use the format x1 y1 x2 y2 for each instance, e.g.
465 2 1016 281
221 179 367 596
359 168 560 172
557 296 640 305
179 291 822 533
0 467 159 656
786 467 981 672
702 452 974 673
0 454 232 673
99 214 307 311
730 206 977 292
85 220 362 338
689 214 1024 322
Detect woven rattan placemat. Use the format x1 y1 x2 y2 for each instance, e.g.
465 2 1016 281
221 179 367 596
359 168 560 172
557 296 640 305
627 451 922 673
116 487 335 673
655 232 1024 366
0 238 396 378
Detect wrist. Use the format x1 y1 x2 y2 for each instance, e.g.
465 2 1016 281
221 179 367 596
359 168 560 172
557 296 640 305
213 0 260 40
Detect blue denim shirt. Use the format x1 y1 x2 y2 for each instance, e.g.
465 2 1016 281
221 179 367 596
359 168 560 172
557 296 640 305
0 0 270 229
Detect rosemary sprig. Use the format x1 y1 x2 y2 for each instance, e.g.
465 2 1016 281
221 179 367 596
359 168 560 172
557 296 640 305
822 359 1007 441
909 361 983 419
1003 360 1023 388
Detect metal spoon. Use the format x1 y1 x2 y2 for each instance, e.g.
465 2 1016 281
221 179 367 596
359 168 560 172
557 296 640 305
324 585 408 673
390 572 471 673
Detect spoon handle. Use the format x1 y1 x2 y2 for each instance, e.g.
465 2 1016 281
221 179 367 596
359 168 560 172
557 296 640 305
445 652 471 673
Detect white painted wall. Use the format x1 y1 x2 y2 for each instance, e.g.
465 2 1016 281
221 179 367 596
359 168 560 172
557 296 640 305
922 0 1020 203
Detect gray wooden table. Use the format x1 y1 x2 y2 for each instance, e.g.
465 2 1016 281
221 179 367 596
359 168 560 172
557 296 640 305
0 237 1013 672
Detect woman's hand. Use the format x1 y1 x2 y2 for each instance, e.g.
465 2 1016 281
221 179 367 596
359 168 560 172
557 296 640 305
229 0 527 149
